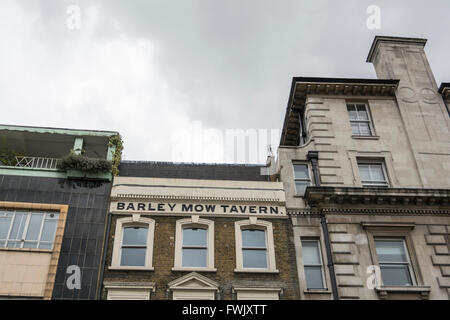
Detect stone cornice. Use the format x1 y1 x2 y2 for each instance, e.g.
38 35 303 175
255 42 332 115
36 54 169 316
287 207 450 216
304 187 450 208
366 36 427 63
280 77 399 146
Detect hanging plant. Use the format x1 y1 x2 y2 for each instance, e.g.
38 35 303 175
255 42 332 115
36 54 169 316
58 151 112 173
108 134 123 176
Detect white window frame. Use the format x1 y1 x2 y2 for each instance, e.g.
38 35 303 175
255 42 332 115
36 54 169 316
104 282 155 300
110 215 155 270
0 210 59 250
292 163 312 196
234 218 278 273
374 238 416 287
347 103 375 136
173 216 216 272
301 238 326 290
358 162 390 187
233 287 281 300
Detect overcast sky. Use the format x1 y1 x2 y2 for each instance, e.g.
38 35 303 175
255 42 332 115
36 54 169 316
1 0 449 163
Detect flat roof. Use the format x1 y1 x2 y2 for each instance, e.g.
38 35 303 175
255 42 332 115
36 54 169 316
0 124 119 137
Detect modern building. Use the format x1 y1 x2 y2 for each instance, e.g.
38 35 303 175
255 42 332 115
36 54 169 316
0 125 121 299
276 36 450 299
100 161 299 300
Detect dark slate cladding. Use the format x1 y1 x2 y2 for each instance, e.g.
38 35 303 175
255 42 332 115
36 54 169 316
118 161 270 181
0 175 111 300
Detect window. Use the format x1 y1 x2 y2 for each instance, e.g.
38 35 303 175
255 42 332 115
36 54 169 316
242 229 267 268
358 162 389 187
293 163 311 196
120 226 148 267
347 103 374 136
104 282 155 300
301 239 325 289
0 210 59 249
234 218 278 273
233 287 281 300
110 216 155 270
375 239 415 286
182 228 207 268
173 217 215 271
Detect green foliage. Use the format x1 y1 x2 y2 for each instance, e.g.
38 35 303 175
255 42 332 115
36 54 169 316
108 134 123 176
0 137 23 166
58 152 112 173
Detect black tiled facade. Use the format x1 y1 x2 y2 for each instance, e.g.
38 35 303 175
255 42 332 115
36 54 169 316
119 161 270 181
0 175 111 300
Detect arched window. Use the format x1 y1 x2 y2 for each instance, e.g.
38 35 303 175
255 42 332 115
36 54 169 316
173 216 215 272
234 218 278 273
110 215 155 270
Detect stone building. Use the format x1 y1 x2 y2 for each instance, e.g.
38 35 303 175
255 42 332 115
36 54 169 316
101 161 299 300
0 125 120 299
276 36 450 299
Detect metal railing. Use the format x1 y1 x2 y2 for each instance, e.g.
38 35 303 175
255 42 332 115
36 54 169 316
0 156 61 170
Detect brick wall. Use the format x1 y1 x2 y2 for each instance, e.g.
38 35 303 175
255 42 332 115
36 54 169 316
102 216 300 300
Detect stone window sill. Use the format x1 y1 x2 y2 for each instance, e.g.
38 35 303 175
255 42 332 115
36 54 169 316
0 247 52 253
375 285 431 299
171 267 217 272
108 266 154 271
351 135 380 140
303 289 332 294
234 268 279 274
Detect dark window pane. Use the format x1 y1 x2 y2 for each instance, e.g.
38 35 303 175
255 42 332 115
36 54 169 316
10 212 27 240
358 123 371 135
347 105 357 120
183 228 207 247
380 265 413 286
242 249 267 268
305 266 324 289
6 240 21 248
182 248 207 267
25 213 43 241
120 248 146 266
39 242 53 250
302 240 321 265
295 180 310 196
0 216 12 239
375 240 408 262
242 229 266 248
41 220 57 242
23 241 38 248
122 227 148 246
294 164 309 179
351 123 360 135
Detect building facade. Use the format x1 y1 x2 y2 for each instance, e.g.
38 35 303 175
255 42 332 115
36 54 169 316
101 162 300 300
276 36 450 299
0 125 121 299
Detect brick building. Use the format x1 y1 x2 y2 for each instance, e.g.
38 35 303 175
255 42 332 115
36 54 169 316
101 161 299 300
276 36 450 299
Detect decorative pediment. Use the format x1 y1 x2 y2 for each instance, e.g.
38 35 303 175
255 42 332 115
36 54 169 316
168 272 219 291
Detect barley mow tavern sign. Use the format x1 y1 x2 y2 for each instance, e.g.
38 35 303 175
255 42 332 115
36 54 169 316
110 177 287 218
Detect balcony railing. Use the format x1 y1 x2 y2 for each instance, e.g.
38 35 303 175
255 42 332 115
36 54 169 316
0 156 61 170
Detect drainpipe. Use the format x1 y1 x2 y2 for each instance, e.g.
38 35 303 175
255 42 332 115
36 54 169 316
307 151 339 300
96 210 112 300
